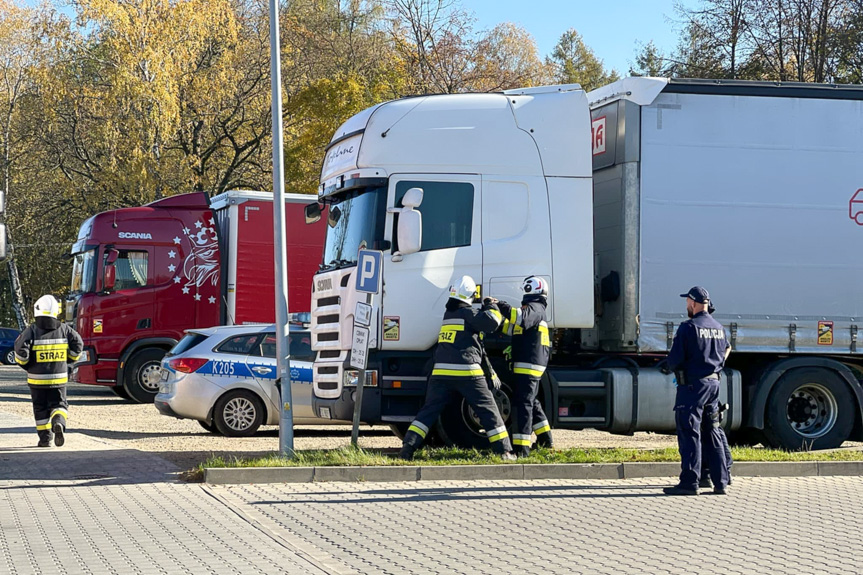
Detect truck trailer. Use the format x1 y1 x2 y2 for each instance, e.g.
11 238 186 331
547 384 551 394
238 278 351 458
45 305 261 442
68 190 325 403
306 77 863 451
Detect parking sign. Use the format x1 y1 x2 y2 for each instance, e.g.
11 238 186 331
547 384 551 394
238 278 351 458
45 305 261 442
355 249 382 294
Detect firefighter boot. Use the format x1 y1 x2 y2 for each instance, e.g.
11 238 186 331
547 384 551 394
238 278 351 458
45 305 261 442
52 417 65 447
399 430 424 461
514 445 530 458
534 429 554 449
37 430 52 448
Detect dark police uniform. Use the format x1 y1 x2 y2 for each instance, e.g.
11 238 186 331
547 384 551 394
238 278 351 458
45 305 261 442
15 316 83 446
400 299 513 458
499 295 552 454
667 307 730 492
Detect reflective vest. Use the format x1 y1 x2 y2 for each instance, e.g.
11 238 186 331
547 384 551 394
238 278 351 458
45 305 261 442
431 302 502 379
502 296 551 378
15 319 83 387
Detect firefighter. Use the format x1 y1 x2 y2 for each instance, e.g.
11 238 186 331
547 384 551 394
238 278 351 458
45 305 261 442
662 286 730 495
14 295 83 447
497 276 553 458
400 276 516 461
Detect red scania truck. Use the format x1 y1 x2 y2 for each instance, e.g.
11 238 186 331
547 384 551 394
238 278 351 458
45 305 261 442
67 190 324 402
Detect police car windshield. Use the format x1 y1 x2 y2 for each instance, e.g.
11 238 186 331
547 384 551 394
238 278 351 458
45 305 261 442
70 248 97 295
321 186 385 271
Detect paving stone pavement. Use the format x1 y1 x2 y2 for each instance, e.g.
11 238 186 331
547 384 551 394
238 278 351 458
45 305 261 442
217 476 863 575
4 406 863 574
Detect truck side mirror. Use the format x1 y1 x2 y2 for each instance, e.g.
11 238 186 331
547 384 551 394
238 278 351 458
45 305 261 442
304 202 322 224
391 187 423 257
103 249 119 291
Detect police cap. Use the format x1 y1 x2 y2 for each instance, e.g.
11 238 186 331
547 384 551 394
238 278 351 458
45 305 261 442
680 286 710 304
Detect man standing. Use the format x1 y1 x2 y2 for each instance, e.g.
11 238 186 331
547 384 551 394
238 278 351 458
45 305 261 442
400 276 516 461
15 295 83 447
663 286 730 495
498 276 553 458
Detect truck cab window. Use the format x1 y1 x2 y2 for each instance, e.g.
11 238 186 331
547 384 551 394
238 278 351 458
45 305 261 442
114 251 149 290
394 181 474 251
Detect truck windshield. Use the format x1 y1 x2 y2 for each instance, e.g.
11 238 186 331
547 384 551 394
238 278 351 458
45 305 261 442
321 186 385 270
70 249 97 294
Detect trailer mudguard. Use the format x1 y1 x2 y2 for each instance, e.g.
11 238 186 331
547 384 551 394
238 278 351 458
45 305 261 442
117 337 178 383
746 357 863 430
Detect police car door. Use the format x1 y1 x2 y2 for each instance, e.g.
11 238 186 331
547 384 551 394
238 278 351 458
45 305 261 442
383 175 483 351
243 333 281 417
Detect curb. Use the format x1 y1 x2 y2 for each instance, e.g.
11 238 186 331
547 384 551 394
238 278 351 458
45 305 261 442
204 460 863 485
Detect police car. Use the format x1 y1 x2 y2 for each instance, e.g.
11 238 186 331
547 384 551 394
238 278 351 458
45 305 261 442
155 323 342 436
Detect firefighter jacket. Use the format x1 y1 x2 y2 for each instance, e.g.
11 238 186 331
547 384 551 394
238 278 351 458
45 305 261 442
499 295 551 378
15 317 83 387
431 300 503 379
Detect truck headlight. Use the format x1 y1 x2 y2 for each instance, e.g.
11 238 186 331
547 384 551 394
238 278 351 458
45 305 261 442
343 369 378 387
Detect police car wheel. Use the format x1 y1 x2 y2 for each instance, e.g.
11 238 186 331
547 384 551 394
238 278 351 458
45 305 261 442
213 390 264 437
763 368 854 450
122 348 166 404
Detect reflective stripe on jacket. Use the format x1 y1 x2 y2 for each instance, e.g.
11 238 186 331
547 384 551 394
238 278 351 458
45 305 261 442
502 296 550 377
432 301 502 379
15 318 84 387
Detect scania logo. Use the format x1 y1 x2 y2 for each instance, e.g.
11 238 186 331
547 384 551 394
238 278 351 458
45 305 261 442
118 232 153 239
316 278 333 292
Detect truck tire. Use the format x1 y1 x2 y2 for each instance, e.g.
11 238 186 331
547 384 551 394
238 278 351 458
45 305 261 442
763 368 855 450
111 386 132 400
213 390 265 437
122 348 166 404
435 381 515 450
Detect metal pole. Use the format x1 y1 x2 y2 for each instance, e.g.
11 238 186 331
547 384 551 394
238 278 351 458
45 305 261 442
270 0 293 457
350 292 372 448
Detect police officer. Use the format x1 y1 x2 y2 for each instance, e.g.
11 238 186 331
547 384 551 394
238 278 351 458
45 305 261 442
497 276 553 458
699 300 734 488
662 286 730 495
400 276 516 461
14 295 83 447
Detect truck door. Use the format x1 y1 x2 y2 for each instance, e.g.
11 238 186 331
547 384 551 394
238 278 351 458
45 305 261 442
92 247 155 361
481 176 554 315
383 174 483 351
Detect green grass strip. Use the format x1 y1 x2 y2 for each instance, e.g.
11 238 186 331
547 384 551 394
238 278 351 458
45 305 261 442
198 445 863 472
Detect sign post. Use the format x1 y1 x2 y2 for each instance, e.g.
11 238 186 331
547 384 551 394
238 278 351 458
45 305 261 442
350 249 382 447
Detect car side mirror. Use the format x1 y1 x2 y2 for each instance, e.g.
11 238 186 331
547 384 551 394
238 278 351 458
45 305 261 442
304 202 322 224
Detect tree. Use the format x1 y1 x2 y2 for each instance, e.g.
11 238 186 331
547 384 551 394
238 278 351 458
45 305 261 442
546 29 619 91
630 41 670 77
472 23 547 91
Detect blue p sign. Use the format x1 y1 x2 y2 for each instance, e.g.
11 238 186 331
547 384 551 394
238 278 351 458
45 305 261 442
355 249 382 294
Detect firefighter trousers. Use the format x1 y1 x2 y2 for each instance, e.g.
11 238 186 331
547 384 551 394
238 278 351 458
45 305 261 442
30 385 68 442
512 374 550 448
404 376 512 453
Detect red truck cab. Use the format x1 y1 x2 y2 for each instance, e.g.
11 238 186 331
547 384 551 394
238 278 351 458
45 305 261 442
68 191 324 402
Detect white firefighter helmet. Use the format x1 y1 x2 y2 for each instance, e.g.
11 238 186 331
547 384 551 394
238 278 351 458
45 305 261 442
522 276 548 296
448 275 478 303
34 294 60 318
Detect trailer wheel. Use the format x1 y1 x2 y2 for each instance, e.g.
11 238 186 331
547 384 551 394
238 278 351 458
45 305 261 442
763 368 855 450
435 381 515 450
122 348 166 404
213 390 264 437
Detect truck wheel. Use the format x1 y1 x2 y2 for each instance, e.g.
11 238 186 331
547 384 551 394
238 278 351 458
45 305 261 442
111 386 132 400
763 368 855 450
213 390 265 437
122 348 166 404
727 427 764 447
435 382 514 450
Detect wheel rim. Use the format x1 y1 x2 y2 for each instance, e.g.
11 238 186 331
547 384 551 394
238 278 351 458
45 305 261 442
138 362 163 393
786 383 838 439
223 397 257 431
6 351 14 363
462 386 513 438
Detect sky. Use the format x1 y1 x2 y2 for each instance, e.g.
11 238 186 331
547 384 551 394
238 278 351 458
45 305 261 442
467 0 693 74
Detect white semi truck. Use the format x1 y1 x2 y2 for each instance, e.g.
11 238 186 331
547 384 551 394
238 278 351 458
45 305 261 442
306 77 863 451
